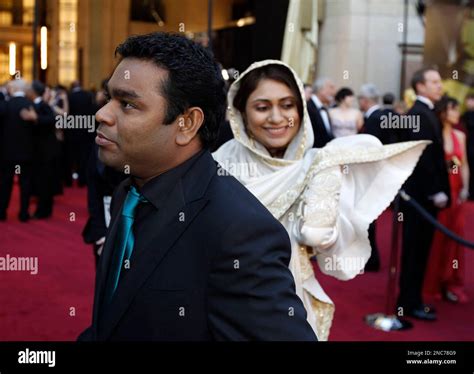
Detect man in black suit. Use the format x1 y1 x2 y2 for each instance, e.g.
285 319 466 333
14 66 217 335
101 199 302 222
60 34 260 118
360 86 401 145
65 81 96 186
380 92 405 144
462 94 474 199
82 143 126 267
397 68 450 321
21 80 59 219
307 78 335 148
358 83 384 272
0 79 34 222
78 33 316 341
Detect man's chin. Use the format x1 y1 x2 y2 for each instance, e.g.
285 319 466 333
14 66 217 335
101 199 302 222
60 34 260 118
98 148 122 171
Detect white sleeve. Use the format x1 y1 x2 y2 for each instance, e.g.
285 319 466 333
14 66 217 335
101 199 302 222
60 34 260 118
294 135 429 280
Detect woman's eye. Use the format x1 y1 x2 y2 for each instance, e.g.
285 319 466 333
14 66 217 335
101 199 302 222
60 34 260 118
256 106 268 112
282 103 295 109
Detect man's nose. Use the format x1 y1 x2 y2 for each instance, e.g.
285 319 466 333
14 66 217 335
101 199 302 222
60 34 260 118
95 103 114 127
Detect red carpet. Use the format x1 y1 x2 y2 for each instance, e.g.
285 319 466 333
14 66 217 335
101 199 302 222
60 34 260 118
0 182 472 341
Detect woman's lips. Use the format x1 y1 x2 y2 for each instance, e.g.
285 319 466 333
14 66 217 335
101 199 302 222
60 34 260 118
263 125 290 137
95 132 116 146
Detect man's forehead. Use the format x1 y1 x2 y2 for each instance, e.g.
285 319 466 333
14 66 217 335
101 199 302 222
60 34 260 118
112 58 166 81
425 70 441 80
108 58 167 93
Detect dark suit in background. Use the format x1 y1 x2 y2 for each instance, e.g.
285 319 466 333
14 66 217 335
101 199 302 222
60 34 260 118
79 150 316 341
32 99 59 218
462 109 474 199
361 108 405 144
82 144 126 266
307 98 334 148
0 95 35 220
361 106 386 271
397 99 451 313
65 88 96 186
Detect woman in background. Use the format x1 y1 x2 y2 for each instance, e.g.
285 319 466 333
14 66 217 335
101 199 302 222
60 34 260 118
423 96 469 304
329 87 363 137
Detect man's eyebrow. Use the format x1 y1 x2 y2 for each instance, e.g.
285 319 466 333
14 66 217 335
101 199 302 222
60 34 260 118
109 86 141 100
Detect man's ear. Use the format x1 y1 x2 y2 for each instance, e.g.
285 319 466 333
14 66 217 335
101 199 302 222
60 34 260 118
175 107 204 146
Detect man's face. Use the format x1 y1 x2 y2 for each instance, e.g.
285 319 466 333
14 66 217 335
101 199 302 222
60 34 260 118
95 58 181 178
318 81 336 106
417 70 443 102
358 96 370 112
465 97 474 111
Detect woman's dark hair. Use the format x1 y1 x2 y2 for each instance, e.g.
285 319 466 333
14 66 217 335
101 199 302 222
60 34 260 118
115 32 226 149
233 64 304 122
435 95 459 120
335 87 354 104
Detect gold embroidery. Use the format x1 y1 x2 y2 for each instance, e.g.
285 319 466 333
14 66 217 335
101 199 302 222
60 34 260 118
299 245 314 282
310 295 335 341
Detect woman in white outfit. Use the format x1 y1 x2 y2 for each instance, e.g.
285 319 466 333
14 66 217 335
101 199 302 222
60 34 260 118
213 60 429 340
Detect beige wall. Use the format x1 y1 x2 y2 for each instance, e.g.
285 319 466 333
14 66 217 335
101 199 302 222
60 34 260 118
316 0 424 98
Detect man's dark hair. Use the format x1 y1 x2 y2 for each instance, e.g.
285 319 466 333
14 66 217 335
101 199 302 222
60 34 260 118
411 67 438 94
335 87 354 104
382 92 395 105
115 32 226 149
32 80 45 96
233 64 304 123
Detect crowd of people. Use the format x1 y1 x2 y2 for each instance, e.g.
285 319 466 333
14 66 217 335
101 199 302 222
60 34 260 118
0 32 472 341
0 79 96 221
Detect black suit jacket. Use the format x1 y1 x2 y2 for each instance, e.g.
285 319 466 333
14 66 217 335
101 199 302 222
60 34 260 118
306 99 334 148
67 89 96 143
33 100 59 162
79 151 316 341
402 100 451 205
0 96 35 162
363 108 401 144
82 144 126 244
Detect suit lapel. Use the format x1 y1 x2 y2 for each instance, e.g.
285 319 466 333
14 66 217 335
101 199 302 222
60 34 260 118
97 151 216 340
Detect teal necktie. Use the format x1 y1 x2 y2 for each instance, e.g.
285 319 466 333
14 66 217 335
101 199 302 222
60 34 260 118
104 185 147 305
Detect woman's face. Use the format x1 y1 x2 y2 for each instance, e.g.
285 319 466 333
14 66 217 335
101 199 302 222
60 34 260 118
343 95 354 107
244 78 301 157
445 103 460 125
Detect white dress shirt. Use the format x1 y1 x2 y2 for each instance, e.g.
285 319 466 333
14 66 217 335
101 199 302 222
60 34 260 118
311 94 332 134
416 95 434 110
